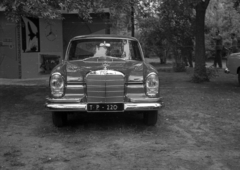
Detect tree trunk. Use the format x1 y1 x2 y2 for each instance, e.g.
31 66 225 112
131 3 134 37
193 0 210 82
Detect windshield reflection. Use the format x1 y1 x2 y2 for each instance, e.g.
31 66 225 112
68 39 142 61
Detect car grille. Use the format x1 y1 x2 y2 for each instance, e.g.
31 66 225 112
86 74 125 103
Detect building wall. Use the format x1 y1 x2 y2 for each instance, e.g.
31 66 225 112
0 12 19 78
21 14 109 79
1 13 109 79
21 18 63 79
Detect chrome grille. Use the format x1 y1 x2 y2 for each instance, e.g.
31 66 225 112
86 74 125 103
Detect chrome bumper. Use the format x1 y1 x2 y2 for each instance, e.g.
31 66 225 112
45 102 163 112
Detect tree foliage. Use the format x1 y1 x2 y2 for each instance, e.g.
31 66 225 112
0 0 64 22
206 0 240 38
1 0 240 82
138 0 238 82
137 0 195 66
0 0 141 23
139 0 238 82
205 0 240 60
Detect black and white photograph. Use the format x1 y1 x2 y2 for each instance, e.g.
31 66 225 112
0 0 240 170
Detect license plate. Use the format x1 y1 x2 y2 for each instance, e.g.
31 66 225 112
87 103 124 112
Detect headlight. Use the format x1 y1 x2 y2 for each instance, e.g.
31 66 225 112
50 73 65 98
146 73 159 97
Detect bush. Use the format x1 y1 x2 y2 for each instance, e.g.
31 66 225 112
191 66 219 83
206 66 219 79
172 62 186 72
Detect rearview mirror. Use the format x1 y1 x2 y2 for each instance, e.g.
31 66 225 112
100 41 110 47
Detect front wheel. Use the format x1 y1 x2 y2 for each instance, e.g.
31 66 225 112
52 112 68 127
143 110 158 126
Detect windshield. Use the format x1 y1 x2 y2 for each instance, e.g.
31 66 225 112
67 39 143 61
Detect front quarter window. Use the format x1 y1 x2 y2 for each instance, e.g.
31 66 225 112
129 40 143 61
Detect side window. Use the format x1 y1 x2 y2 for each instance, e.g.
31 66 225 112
129 41 143 61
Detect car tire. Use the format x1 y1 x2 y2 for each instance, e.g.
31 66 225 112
52 112 68 127
143 110 158 126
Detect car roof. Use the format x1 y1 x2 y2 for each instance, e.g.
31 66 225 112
72 34 138 41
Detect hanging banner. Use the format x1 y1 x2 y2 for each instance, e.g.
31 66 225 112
21 17 40 52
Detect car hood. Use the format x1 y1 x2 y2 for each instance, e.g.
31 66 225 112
54 56 156 83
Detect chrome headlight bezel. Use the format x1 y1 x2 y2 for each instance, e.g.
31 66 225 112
145 72 159 98
50 73 65 98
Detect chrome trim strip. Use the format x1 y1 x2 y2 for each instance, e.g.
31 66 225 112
46 97 81 103
45 102 163 111
88 91 124 93
67 76 83 82
46 103 87 111
127 84 144 88
72 36 138 41
87 85 124 87
66 85 84 89
124 103 162 111
64 94 84 97
127 82 143 84
129 97 162 103
84 61 125 64
52 72 61 76
86 79 124 82
147 72 157 78
87 96 124 98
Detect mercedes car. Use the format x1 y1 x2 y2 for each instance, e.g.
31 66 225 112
45 34 164 127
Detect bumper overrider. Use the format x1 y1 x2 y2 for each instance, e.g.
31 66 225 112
45 97 164 112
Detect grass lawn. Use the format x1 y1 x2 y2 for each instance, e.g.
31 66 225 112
0 61 240 170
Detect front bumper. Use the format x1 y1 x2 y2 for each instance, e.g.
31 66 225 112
45 102 163 112
45 97 164 112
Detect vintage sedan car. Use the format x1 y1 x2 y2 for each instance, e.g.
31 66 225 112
225 52 240 86
45 34 163 127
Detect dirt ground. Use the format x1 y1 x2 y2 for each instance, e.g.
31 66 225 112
0 67 240 170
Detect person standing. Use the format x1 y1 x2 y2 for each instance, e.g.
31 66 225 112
181 36 194 67
212 30 223 68
230 33 238 53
